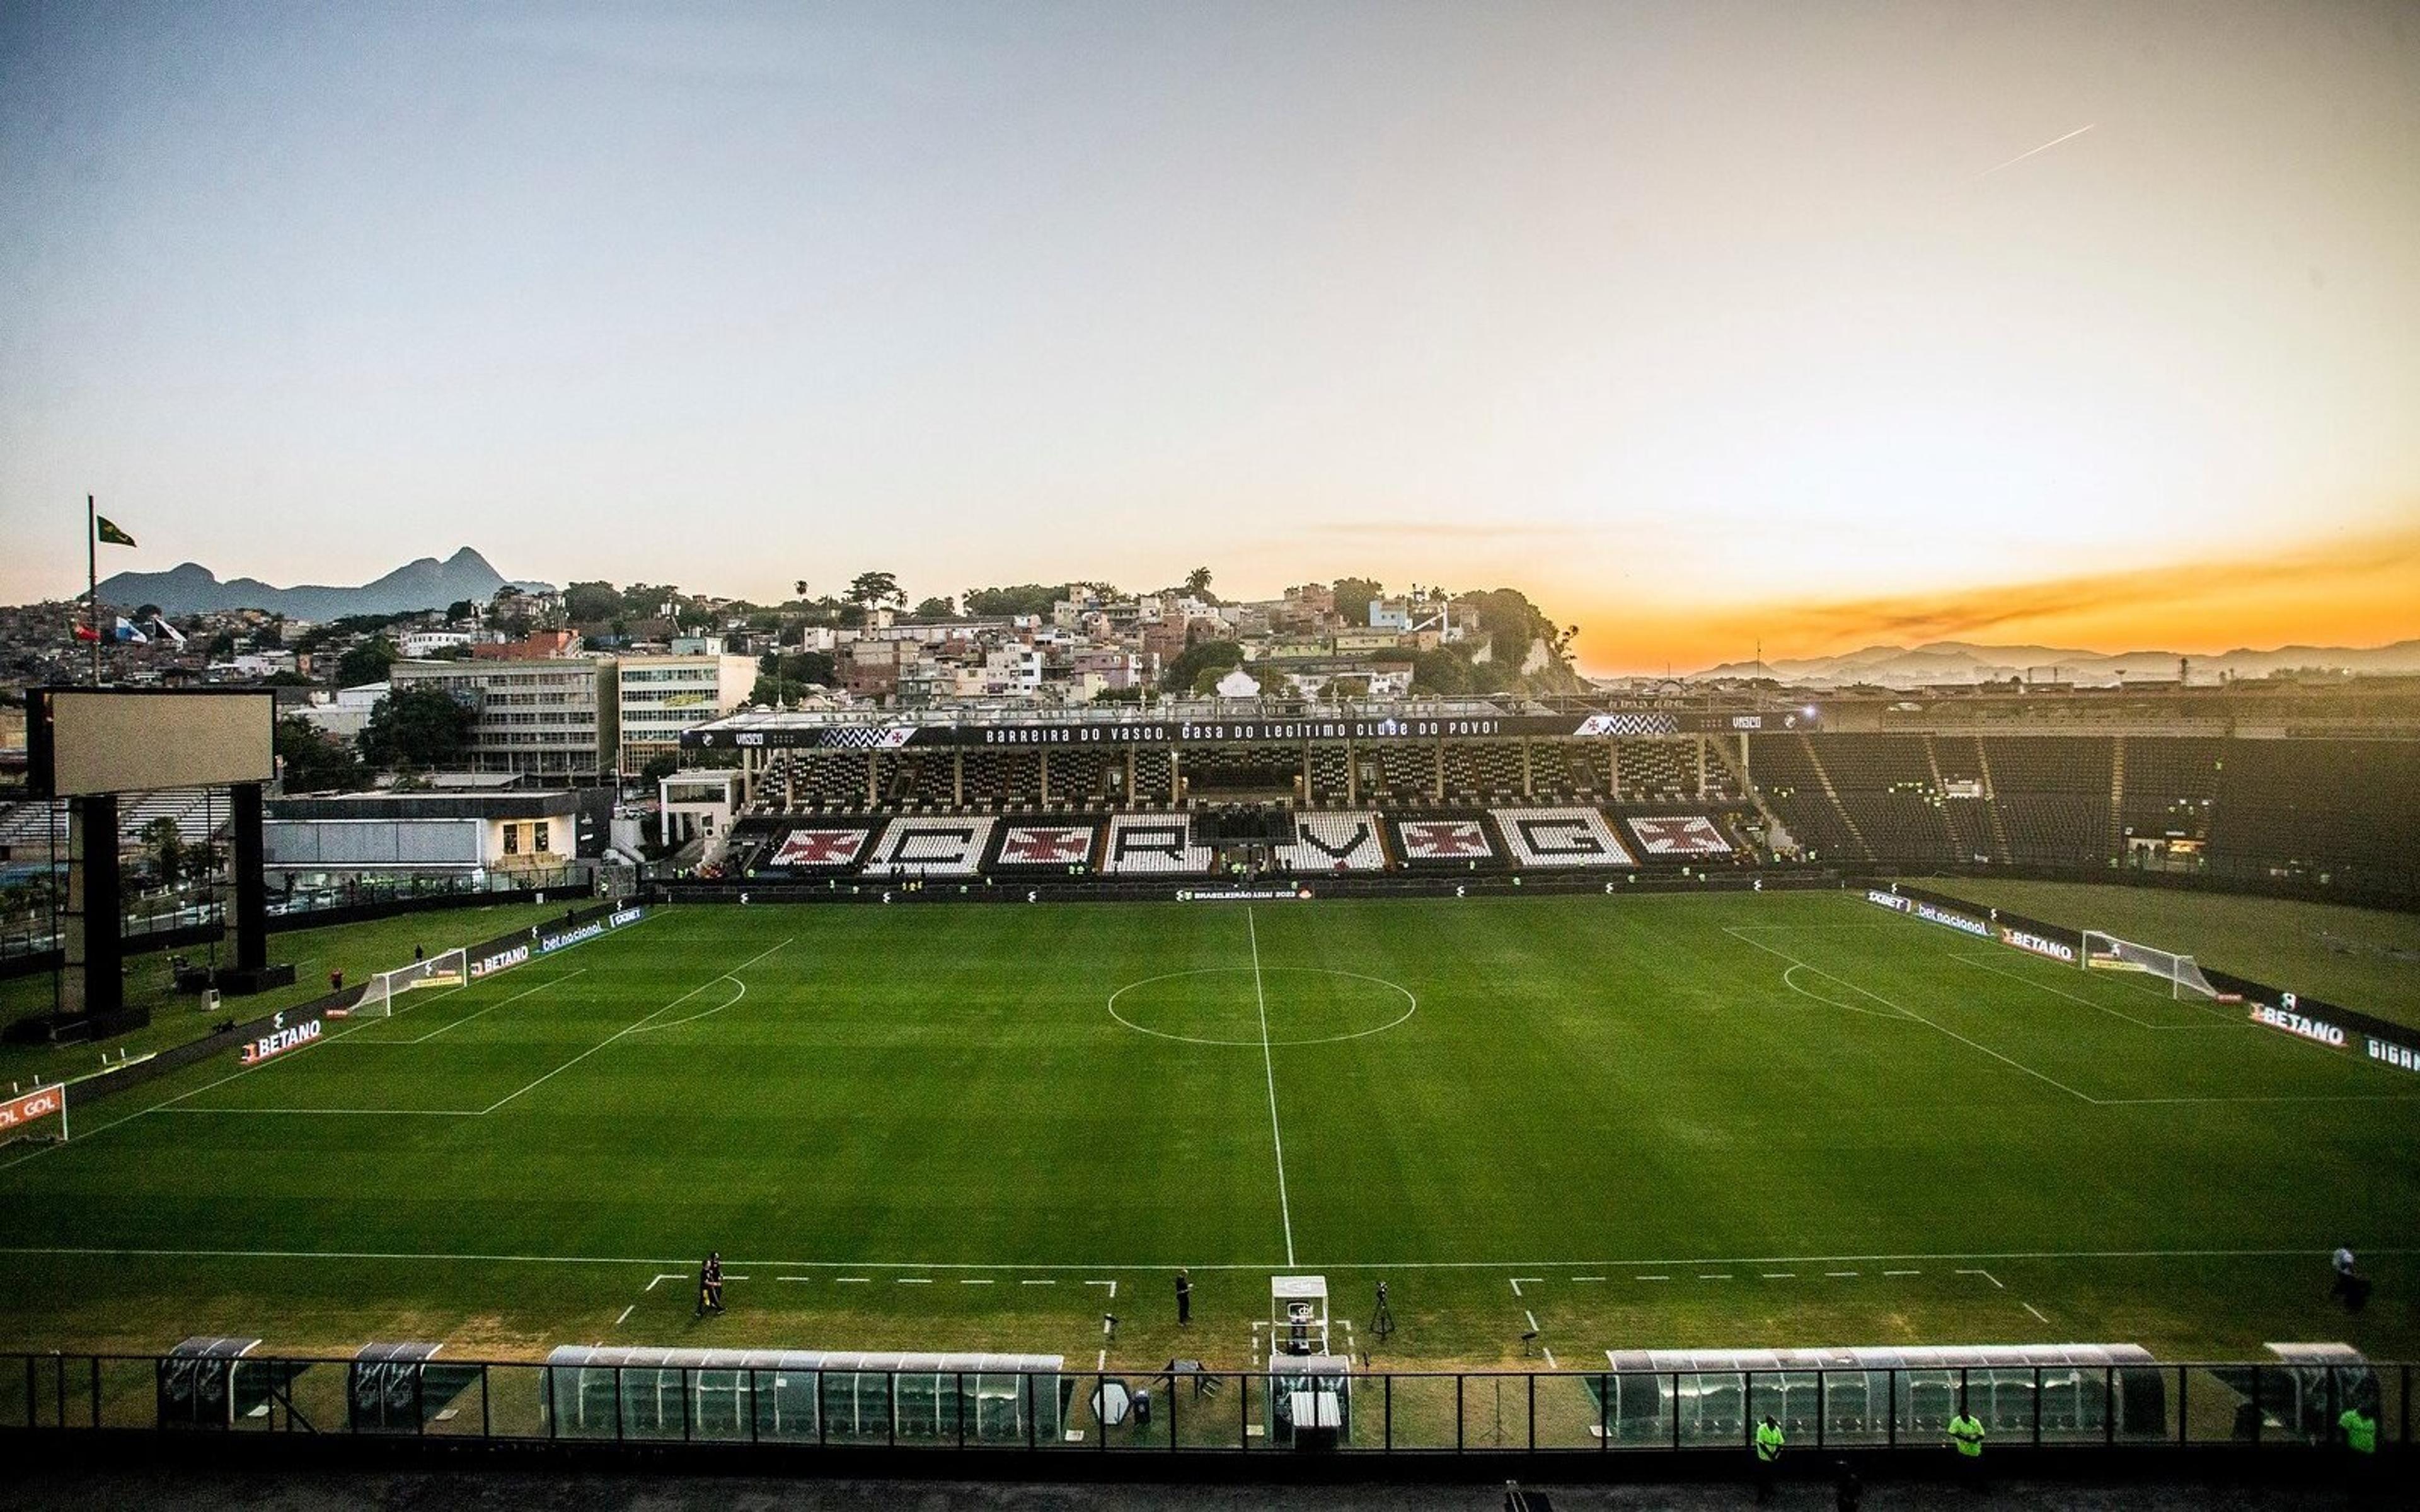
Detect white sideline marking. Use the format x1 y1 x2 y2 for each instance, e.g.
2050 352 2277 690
1637 1275 1669 1282
722 1274 750 1281
1761 1273 1795 1280
1022 1279 1056 1286
836 1277 870 1284
1524 1310 1539 1331
1957 1268 2005 1289
614 1305 635 1326
1246 907 1295 1269
647 1273 683 1291
1096 1349 1107 1370
960 1279 994 1286
1884 1269 1921 1276
1572 1276 1606 1283
898 1278 931 1285
2023 1302 2051 1323
1698 1273 1732 1280
778 1276 813 1283
1825 1271 1859 1278
1541 1347 1557 1368
1085 1280 1117 1297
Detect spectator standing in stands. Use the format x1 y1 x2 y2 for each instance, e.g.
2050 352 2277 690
1175 1268 1192 1327
1753 1414 1784 1501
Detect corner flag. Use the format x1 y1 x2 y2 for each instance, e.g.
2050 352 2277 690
95 516 136 547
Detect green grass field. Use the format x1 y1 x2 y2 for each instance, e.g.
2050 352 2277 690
3 890 2415 1374
0 899 581 1094
1898 877 2420 1029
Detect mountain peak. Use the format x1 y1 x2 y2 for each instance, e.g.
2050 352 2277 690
92 549 550 620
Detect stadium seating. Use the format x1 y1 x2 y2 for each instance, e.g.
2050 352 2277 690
2117 735 2222 842
1490 806 1634 868
1744 736 1862 861
990 820 1102 869
1390 813 1499 867
863 816 997 876
2205 738 2420 893
1622 813 1735 859
1278 811 1388 871
1101 813 1209 874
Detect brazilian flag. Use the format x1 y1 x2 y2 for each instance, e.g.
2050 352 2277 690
95 516 136 547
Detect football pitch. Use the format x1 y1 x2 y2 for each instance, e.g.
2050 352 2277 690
3 889 2416 1370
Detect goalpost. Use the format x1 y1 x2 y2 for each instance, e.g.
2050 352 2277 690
346 947 469 1019
0 1081 68 1148
2081 931 2226 1000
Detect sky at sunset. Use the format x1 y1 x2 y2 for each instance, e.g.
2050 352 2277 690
3 1 2415 675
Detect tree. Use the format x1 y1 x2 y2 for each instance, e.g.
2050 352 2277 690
275 716 364 792
445 598 478 623
1332 576 1383 626
1184 566 1215 601
359 686 475 769
336 636 397 687
912 595 957 619
846 571 904 609
1160 639 1242 692
142 817 185 888
563 580 621 624
793 579 810 599
751 650 836 707
960 583 1069 618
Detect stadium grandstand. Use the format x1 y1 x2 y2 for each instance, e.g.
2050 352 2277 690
677 688 2420 904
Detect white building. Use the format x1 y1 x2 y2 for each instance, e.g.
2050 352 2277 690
615 653 758 775
400 629 479 658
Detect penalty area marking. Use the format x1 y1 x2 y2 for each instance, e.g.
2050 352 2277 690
1106 966 1418 1049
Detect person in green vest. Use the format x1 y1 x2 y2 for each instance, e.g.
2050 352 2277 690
1947 1404 1986 1487
2339 1399 2378 1485
1753 1414 1785 1502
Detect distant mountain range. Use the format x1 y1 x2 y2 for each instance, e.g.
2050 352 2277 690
1687 639 2420 687
93 549 553 621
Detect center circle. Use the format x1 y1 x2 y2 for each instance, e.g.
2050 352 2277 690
1107 966 1417 1047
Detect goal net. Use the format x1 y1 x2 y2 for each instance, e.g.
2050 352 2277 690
347 947 468 1019
0 1081 67 1148
2082 931 2223 1000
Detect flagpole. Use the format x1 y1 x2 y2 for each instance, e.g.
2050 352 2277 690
87 495 99 686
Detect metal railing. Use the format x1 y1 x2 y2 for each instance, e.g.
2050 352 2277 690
4 1354 2407 1459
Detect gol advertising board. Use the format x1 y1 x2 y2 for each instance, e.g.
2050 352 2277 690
0 1083 65 1133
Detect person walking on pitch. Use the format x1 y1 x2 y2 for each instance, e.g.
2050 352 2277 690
1175 1268 1192 1327
697 1251 725 1316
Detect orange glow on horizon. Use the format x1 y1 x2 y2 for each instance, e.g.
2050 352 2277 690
1567 524 2420 677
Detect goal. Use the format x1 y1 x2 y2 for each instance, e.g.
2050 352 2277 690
0 1081 68 1148
348 947 468 1019
2082 931 2223 1000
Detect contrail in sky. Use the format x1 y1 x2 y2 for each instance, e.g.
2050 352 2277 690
1979 123 2096 178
